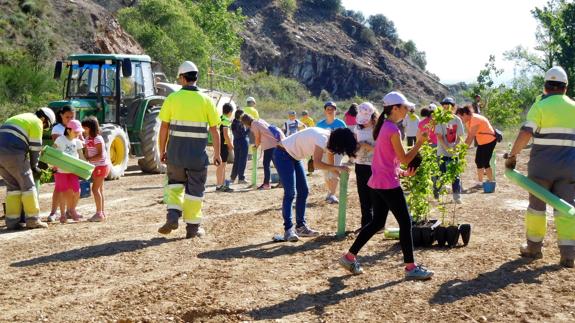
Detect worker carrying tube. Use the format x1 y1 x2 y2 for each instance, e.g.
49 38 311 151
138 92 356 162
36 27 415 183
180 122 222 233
0 107 56 229
157 61 221 239
506 66 575 268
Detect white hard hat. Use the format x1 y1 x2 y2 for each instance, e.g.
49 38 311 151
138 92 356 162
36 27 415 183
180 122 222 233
545 66 568 84
246 96 256 103
38 107 56 126
177 61 198 75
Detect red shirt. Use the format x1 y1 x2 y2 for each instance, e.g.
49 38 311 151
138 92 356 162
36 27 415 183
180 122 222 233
418 117 437 145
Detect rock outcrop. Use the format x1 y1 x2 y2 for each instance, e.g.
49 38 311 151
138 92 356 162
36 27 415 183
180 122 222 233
235 0 447 102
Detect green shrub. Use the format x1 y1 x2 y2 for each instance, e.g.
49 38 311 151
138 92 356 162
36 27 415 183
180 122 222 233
278 0 297 18
359 28 376 45
304 0 341 14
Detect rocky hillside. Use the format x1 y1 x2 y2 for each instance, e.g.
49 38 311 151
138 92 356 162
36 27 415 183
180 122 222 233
233 0 448 102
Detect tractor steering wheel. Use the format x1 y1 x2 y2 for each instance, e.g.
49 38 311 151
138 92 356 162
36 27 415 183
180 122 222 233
98 84 114 96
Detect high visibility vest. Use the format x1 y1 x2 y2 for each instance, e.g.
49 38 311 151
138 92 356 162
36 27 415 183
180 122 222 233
0 113 43 152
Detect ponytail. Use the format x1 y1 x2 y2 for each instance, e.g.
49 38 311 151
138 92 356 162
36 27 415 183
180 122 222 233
373 105 395 140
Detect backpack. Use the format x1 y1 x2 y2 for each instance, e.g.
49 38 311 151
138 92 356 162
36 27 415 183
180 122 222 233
494 129 503 143
268 125 284 142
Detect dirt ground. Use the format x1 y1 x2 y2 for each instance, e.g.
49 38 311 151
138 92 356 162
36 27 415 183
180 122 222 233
1 145 574 323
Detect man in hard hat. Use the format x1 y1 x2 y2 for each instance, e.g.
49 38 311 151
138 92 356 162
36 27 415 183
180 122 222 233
0 107 56 229
158 61 221 239
506 66 575 268
244 97 260 120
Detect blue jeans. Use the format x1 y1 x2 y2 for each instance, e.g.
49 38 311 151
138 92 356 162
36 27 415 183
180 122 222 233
434 156 462 198
263 147 275 185
273 148 309 231
230 139 248 181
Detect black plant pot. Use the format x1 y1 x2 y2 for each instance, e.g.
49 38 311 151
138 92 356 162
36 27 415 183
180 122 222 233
446 225 460 247
435 226 447 247
412 226 422 247
459 224 472 246
420 224 434 247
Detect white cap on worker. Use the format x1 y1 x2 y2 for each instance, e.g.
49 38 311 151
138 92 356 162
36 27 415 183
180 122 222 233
246 96 256 104
177 61 198 75
545 66 568 84
428 103 437 111
383 91 415 107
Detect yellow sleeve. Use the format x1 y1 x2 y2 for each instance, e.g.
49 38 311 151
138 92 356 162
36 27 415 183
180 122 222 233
205 98 220 127
524 102 541 132
159 95 172 123
29 118 43 142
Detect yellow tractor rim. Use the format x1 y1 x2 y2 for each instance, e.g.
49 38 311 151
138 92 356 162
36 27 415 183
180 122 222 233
110 136 125 166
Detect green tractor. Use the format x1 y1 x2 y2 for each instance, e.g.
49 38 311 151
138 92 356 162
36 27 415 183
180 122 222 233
49 54 235 179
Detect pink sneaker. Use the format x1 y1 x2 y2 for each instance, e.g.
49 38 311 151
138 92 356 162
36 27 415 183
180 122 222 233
257 184 271 190
88 212 105 222
69 210 82 222
59 215 67 224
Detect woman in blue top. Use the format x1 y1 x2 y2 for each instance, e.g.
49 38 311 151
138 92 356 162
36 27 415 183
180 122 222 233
230 109 249 184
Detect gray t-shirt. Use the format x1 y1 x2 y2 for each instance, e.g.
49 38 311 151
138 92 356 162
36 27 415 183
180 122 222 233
435 116 465 157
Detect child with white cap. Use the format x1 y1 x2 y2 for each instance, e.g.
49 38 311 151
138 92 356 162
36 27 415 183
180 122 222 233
353 102 378 232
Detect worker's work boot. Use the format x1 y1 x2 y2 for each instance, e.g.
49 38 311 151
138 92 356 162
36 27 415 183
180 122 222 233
186 224 205 239
519 242 543 259
158 221 178 235
5 217 21 230
560 257 574 268
25 218 48 229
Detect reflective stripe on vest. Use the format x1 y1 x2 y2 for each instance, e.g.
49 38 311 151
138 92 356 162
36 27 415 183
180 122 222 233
0 124 29 145
169 120 208 139
534 127 575 147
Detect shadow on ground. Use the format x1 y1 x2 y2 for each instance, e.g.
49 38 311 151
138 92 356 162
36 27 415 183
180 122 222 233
11 237 178 267
248 275 403 320
429 258 561 304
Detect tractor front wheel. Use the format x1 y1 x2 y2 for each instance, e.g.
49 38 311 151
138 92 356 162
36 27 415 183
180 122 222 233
101 124 130 180
138 106 166 174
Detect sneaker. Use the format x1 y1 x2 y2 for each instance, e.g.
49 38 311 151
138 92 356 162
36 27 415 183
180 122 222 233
238 179 248 184
60 215 67 224
88 212 106 222
257 184 271 190
69 210 82 222
560 257 574 268
158 221 178 235
221 186 234 193
47 212 58 222
296 225 320 237
339 254 363 275
453 196 462 204
519 244 543 259
284 228 299 242
405 265 434 280
25 218 48 229
186 224 205 239
326 195 339 204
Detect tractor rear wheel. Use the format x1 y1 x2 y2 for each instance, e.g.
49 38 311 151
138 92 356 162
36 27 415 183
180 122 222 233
138 106 166 174
101 124 130 180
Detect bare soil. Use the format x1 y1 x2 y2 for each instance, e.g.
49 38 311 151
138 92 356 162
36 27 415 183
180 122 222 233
1 146 574 322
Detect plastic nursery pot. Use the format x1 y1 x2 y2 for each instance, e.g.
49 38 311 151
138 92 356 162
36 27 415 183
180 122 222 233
459 224 472 246
446 225 460 247
420 226 434 247
434 226 447 247
412 226 422 247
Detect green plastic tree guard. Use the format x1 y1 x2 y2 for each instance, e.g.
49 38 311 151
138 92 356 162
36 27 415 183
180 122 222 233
337 171 349 237
505 169 575 216
251 146 258 187
39 146 94 180
384 228 400 239
489 152 497 182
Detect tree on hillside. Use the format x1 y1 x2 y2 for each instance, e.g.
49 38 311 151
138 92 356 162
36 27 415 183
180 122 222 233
303 0 341 14
343 10 365 24
367 14 398 43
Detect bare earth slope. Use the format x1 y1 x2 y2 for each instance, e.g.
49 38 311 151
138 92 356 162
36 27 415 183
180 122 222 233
235 0 448 102
0 146 574 322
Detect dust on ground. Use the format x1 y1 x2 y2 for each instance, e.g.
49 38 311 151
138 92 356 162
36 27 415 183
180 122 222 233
0 146 574 322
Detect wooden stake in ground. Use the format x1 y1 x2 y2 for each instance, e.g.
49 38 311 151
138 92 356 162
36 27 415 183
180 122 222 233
251 146 258 187
337 171 349 237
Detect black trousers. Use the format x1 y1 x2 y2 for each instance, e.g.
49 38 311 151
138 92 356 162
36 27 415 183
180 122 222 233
355 164 373 228
349 186 415 264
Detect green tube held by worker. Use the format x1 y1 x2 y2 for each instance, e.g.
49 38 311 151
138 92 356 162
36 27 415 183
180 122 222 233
505 169 575 217
337 171 349 237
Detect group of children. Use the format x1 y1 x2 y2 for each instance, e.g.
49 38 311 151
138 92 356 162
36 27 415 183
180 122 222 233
46 106 111 223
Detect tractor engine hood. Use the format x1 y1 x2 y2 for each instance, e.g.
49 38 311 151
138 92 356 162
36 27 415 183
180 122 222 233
48 99 100 110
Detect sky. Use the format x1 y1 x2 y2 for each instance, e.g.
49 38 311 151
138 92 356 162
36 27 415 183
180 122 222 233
341 0 548 84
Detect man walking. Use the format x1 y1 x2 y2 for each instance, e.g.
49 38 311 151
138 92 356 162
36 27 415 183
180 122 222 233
158 61 221 239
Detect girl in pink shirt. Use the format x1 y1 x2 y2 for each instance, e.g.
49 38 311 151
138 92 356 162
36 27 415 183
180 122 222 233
339 91 434 280
82 117 111 222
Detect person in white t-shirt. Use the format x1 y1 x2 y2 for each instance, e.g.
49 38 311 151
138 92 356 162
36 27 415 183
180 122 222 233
273 127 358 241
402 106 420 147
353 102 378 232
47 106 76 222
53 119 84 223
283 110 305 137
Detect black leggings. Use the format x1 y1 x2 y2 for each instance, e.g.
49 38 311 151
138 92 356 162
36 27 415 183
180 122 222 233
349 187 414 264
355 164 373 228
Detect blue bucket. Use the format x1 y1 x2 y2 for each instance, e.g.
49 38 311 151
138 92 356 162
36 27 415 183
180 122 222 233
80 180 91 198
271 173 280 184
483 181 496 193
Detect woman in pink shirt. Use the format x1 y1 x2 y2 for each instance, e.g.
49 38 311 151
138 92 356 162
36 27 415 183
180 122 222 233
339 92 434 280
418 106 438 147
